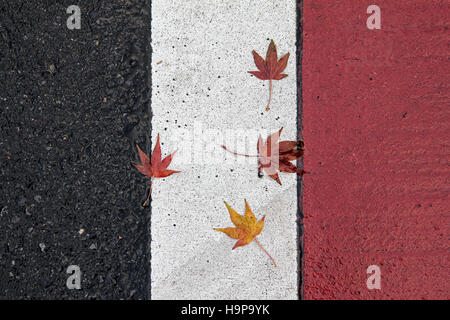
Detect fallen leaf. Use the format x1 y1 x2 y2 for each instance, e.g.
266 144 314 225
221 127 307 185
214 200 277 267
133 134 180 206
248 39 290 111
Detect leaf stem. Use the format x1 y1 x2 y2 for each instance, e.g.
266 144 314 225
221 145 258 158
221 144 281 168
221 144 284 171
143 178 153 207
254 237 277 267
265 79 272 111
222 144 306 179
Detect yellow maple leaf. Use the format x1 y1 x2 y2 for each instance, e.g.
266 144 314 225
214 200 277 267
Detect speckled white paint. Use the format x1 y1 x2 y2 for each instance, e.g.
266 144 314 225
151 0 298 299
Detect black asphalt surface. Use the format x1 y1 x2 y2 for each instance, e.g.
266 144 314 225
0 0 152 299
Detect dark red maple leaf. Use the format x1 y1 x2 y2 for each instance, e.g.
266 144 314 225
248 40 290 111
133 134 180 206
221 128 306 185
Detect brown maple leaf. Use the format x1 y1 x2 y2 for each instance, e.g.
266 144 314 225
248 39 290 111
133 134 180 206
214 200 277 267
221 128 306 185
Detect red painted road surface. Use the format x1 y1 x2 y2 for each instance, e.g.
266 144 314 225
302 0 449 299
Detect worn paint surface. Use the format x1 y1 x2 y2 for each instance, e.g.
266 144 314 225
151 0 298 299
302 0 449 299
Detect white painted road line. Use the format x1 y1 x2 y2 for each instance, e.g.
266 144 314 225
151 0 298 299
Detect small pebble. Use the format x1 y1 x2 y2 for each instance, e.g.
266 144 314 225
18 197 26 207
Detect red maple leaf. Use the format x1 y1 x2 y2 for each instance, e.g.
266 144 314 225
248 40 290 111
222 128 307 185
133 134 180 206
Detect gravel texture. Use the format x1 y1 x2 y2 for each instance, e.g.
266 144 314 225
0 0 152 299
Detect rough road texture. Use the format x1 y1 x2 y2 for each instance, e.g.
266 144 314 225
303 0 449 299
1 0 448 301
0 0 152 299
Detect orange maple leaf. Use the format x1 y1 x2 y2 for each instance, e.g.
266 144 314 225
222 128 307 185
133 134 180 206
248 39 290 111
214 200 277 267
